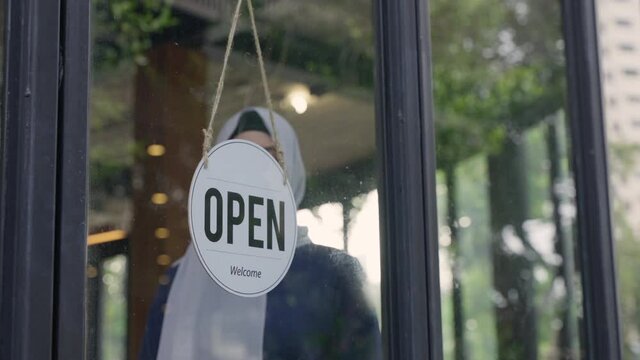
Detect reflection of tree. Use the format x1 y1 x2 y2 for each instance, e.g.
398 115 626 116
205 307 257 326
90 0 375 217
89 0 586 358
256 7 579 357
90 1 178 231
614 209 640 359
607 143 640 358
443 164 466 360
608 143 640 180
546 117 578 359
431 0 573 358
93 0 178 69
231 0 374 89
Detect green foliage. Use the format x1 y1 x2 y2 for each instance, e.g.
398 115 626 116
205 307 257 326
93 0 178 70
609 143 640 180
438 156 497 358
525 124 551 220
608 143 640 358
432 2 576 358
89 63 137 202
100 256 128 360
615 213 640 359
431 0 566 166
90 0 178 202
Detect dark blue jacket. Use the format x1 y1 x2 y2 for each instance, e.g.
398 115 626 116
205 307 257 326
140 244 382 360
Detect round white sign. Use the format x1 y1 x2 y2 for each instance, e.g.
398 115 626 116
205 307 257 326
188 140 297 297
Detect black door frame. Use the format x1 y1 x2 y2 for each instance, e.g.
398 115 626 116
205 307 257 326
374 0 443 358
561 0 622 359
55 0 91 358
0 0 62 358
0 0 89 359
0 0 623 359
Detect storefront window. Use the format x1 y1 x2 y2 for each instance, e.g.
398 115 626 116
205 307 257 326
595 0 640 358
431 0 584 358
88 1 381 358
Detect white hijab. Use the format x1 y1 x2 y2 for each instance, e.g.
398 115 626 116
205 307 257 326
157 108 309 360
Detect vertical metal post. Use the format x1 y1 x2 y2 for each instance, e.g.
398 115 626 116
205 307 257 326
0 0 62 358
374 0 443 358
561 0 622 359
55 0 90 358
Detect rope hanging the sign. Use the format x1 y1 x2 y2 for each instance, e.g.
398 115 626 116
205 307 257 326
201 0 288 184
246 0 287 179
201 0 243 167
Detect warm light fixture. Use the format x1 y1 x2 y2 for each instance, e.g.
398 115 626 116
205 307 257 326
151 192 169 205
157 254 172 266
286 85 313 114
87 229 127 246
155 227 170 239
290 92 308 114
147 144 166 157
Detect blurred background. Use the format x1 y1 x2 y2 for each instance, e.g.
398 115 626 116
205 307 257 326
85 0 640 359
88 0 380 358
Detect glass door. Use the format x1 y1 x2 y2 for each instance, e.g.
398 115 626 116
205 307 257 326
429 0 585 358
87 1 383 358
2 0 627 359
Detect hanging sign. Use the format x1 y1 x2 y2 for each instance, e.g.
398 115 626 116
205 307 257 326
188 140 297 297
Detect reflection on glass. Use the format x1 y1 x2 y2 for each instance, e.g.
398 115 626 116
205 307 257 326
431 0 583 358
595 0 640 358
88 0 381 358
100 255 128 360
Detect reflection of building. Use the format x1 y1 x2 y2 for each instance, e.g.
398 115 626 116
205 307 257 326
597 0 640 233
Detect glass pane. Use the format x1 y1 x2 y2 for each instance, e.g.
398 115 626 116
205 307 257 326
595 0 640 358
87 1 381 359
99 255 128 360
431 0 584 358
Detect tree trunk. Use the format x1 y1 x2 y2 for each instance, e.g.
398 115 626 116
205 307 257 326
547 119 577 359
488 135 537 360
445 164 466 360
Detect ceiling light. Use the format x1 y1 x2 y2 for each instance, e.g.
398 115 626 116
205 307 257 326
155 227 170 239
151 193 169 205
290 93 308 114
147 144 166 157
156 254 172 266
286 85 313 114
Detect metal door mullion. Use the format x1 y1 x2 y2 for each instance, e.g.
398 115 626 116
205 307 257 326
0 0 62 358
374 0 442 358
561 0 622 359
54 0 91 358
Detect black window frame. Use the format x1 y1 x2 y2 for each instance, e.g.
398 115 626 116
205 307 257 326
0 0 62 358
56 0 91 358
0 0 89 358
562 0 622 358
374 0 442 358
0 0 624 359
